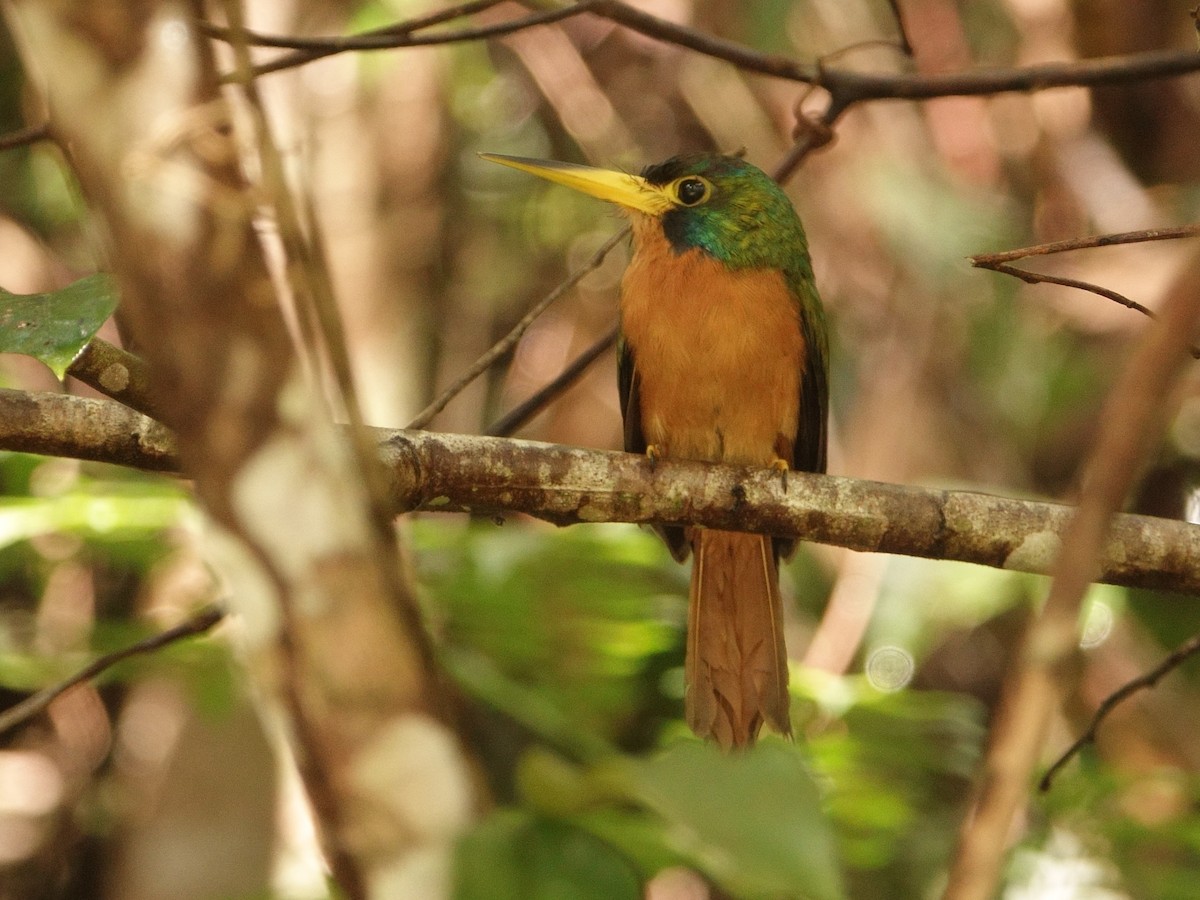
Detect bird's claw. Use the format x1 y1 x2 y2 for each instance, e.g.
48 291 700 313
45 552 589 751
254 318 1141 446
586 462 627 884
645 444 663 471
770 458 790 493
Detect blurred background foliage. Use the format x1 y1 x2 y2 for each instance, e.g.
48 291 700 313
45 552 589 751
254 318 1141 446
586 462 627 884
2 0 1200 897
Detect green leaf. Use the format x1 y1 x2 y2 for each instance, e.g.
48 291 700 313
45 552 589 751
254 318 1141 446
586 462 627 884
610 739 845 900
454 809 641 900
0 274 118 378
0 493 191 550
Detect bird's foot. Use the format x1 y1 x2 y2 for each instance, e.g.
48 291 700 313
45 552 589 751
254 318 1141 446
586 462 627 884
770 457 790 492
645 444 664 470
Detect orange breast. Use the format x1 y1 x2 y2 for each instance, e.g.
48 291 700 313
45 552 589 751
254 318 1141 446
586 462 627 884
620 224 804 467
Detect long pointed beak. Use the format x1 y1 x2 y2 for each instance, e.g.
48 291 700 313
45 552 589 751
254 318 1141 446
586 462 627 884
479 153 671 215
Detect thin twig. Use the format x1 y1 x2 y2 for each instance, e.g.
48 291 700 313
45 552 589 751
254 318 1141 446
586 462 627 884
0 122 51 151
885 0 914 57
972 227 1200 358
210 2 601 79
199 0 1200 108
984 262 1159 319
485 323 619 436
592 1 1200 104
776 104 838 183
971 224 1200 265
200 0 503 48
0 606 226 736
1040 631 1200 792
67 338 163 420
204 0 547 49
407 227 629 430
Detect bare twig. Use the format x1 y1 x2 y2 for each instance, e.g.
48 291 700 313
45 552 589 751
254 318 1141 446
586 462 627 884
208 1 601 79
981 262 1157 317
776 104 838 182
0 606 226 736
485 323 619 436
66 338 162 420
885 0 914 57
407 227 629 430
200 0 1200 112
0 122 51 151
971 224 1200 265
972 226 1200 358
205 0 574 50
1040 631 1200 791
0 388 178 470
201 0 503 49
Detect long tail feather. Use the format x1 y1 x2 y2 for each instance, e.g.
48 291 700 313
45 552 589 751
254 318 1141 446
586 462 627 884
686 529 791 749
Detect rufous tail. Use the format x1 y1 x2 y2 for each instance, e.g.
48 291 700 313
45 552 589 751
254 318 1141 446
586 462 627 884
685 528 792 749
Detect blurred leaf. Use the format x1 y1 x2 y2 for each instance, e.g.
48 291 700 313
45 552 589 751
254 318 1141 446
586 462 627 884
415 522 682 746
0 273 117 378
802 678 983 896
454 809 641 900
0 492 190 550
444 647 613 761
607 739 845 900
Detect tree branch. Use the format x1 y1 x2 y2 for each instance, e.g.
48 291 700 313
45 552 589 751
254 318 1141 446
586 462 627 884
0 122 51 151
0 606 226 737
66 337 163 420
972 226 1200 358
8 389 1199 597
201 0 1200 114
379 428 1200 595
970 225 1200 265
206 1 602 79
1040 630 1200 791
407 227 628 430
485 323 618 436
0 388 177 471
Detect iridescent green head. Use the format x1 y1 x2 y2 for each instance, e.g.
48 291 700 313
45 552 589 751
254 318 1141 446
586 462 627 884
638 154 809 272
479 151 812 278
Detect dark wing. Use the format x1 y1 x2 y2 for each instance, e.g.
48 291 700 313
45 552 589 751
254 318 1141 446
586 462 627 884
617 334 646 455
619 334 690 562
776 303 829 561
793 307 828 476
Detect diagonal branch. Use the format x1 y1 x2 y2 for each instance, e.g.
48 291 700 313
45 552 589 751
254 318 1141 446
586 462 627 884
0 122 51 151
972 226 1200 358
407 227 628 430
0 606 226 736
485 323 618 436
1040 630 1200 791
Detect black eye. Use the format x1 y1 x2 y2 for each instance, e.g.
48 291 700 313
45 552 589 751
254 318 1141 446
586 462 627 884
676 177 709 206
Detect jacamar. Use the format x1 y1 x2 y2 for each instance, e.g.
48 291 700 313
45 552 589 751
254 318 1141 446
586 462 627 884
482 152 829 749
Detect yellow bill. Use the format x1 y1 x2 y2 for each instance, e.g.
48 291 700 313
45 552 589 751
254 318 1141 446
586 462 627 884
479 152 671 215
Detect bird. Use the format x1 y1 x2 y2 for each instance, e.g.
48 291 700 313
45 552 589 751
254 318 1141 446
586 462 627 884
481 151 829 749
